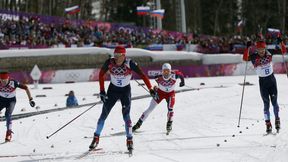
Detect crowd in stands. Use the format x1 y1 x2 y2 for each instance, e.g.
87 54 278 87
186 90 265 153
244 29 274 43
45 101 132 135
0 16 286 54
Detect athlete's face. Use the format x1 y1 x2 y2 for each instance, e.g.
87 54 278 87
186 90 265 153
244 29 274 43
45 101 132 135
114 53 125 66
162 69 171 79
257 48 266 57
0 78 8 86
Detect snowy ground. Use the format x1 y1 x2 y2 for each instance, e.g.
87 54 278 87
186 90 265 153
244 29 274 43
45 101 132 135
0 74 288 162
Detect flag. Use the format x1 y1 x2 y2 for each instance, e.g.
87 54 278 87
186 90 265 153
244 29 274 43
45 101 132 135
150 9 165 19
65 5 80 15
236 20 244 33
267 28 281 38
237 20 244 27
136 6 150 15
268 28 280 33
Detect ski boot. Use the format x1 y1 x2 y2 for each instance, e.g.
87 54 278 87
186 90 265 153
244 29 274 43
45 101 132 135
132 119 143 132
275 118 280 133
89 135 99 150
265 120 272 134
5 130 13 142
166 121 173 135
126 138 133 156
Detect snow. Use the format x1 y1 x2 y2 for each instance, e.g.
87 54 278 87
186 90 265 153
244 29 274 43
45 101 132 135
0 74 287 162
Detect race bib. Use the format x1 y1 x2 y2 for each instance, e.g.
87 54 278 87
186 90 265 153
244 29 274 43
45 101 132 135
255 63 273 77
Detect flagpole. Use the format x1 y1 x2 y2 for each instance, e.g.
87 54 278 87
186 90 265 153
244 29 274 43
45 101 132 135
155 0 162 30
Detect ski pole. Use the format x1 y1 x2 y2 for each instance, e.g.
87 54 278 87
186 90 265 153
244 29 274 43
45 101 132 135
134 79 160 101
237 48 250 127
46 102 100 139
282 54 288 78
135 79 150 93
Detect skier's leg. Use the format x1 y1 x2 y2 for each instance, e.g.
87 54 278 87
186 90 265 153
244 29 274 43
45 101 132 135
269 75 279 119
90 90 119 149
132 99 159 132
5 101 15 131
140 99 159 122
259 80 270 121
166 93 175 122
94 92 119 136
5 101 15 141
269 76 280 130
120 88 134 150
120 88 132 139
166 93 175 133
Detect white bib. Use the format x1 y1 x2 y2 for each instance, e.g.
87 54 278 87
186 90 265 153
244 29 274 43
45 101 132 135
255 62 273 77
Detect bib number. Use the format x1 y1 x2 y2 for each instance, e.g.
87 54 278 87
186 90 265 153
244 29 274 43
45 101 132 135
264 68 270 75
116 79 122 86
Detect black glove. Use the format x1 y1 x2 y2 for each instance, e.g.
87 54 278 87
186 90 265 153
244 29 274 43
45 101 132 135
100 91 108 103
277 37 283 44
246 41 252 48
29 98 35 107
149 89 159 100
179 81 185 87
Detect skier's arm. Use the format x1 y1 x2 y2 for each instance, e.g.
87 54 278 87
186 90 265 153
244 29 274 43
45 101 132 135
18 82 35 107
242 48 251 61
130 60 152 90
99 59 110 92
175 71 185 87
175 71 185 82
18 83 33 101
277 37 287 55
243 41 252 61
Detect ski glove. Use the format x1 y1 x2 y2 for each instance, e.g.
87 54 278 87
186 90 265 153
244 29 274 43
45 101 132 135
29 98 35 107
100 91 108 103
179 81 185 87
243 48 250 61
149 89 159 100
246 41 252 48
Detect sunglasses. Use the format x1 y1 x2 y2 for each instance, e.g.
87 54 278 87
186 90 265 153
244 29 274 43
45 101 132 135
257 48 265 52
114 53 125 58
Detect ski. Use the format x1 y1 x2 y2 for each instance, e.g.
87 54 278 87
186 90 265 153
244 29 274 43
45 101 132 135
263 132 277 136
76 148 103 159
0 140 13 145
0 142 7 145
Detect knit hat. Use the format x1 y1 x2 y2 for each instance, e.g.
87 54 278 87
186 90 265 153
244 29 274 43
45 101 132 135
256 41 266 49
0 72 9 79
114 46 126 55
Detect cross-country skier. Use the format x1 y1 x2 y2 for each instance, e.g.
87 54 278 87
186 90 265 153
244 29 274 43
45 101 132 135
0 71 35 142
243 40 281 133
132 63 185 135
89 46 155 152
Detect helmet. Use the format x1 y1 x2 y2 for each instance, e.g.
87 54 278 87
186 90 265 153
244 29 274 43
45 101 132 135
162 63 172 80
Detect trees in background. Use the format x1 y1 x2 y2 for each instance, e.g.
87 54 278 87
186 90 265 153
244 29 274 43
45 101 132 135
0 0 287 35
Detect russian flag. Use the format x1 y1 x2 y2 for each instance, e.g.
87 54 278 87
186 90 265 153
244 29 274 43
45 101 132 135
150 9 165 19
267 28 281 38
137 6 150 15
65 5 80 15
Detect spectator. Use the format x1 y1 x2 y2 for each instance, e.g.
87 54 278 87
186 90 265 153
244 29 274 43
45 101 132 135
66 90 78 107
